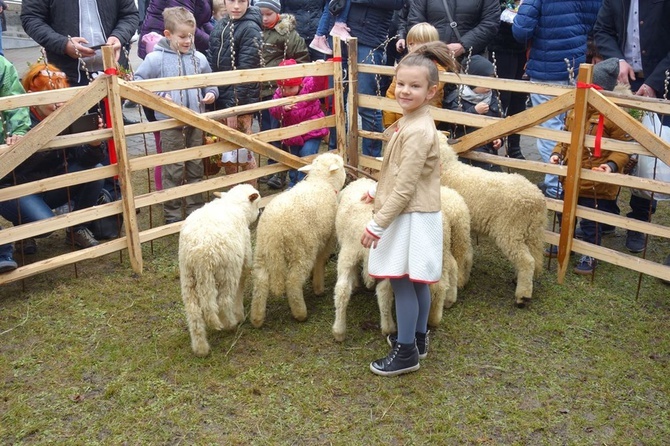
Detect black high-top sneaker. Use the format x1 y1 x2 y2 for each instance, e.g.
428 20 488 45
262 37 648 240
370 342 420 377
387 330 430 359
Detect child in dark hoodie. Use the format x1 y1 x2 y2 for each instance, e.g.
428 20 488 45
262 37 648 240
134 6 218 224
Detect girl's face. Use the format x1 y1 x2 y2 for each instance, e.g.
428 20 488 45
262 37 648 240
260 8 279 28
406 40 422 53
165 23 195 53
225 0 249 20
280 85 300 96
34 101 63 119
394 65 437 114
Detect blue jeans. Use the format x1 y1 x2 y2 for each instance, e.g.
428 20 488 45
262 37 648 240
316 1 350 36
260 106 281 165
0 226 12 258
577 197 620 245
287 138 322 186
530 78 569 198
0 162 105 235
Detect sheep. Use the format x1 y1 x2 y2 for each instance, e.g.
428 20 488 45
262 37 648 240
438 132 547 306
332 179 473 341
250 152 346 328
178 184 261 357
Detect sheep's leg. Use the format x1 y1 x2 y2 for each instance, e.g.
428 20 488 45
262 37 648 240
286 265 309 322
362 256 375 289
332 248 358 342
233 269 247 326
443 253 459 309
428 282 445 328
375 279 396 335
508 246 536 307
250 265 270 328
313 236 336 296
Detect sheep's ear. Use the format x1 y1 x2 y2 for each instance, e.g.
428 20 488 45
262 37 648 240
213 191 223 198
329 163 340 172
298 163 313 173
248 192 259 202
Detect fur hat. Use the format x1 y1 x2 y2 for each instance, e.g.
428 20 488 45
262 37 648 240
276 59 303 87
592 57 620 91
465 55 495 77
255 0 281 13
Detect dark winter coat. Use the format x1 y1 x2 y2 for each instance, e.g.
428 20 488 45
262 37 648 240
269 76 329 147
407 0 500 56
594 0 670 97
487 1 526 54
261 14 309 98
280 0 326 45
21 0 139 85
348 0 404 49
444 87 501 154
207 6 263 109
512 0 600 81
138 0 214 59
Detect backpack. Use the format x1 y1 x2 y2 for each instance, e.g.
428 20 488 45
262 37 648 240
88 179 124 239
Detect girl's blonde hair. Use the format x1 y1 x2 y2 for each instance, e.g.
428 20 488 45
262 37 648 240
406 22 439 45
163 6 196 32
397 41 459 86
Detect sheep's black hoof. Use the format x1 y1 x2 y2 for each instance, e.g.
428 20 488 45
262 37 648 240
515 297 531 308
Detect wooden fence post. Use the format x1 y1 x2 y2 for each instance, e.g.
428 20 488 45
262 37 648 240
332 37 347 159
102 46 143 274
346 38 359 168
557 64 594 282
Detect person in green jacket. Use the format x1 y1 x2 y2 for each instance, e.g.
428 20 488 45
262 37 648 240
0 55 32 273
257 0 310 189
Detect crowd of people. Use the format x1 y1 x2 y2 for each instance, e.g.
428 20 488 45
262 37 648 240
0 0 668 374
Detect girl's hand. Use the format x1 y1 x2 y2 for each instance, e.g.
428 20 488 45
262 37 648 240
474 102 489 114
201 92 216 105
361 231 378 249
284 104 294 111
592 164 612 173
549 154 561 164
5 134 23 145
492 138 502 149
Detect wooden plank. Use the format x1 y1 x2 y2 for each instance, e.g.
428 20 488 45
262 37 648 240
346 38 359 168
0 78 107 179
588 92 670 166
557 65 593 282
450 89 576 153
332 37 348 159
119 82 307 170
103 46 143 274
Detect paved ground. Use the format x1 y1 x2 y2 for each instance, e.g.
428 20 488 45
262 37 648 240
4 44 540 162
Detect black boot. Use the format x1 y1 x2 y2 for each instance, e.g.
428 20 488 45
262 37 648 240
370 342 420 376
387 330 429 359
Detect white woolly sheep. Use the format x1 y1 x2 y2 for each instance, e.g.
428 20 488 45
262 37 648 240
250 152 346 328
178 184 261 357
439 133 547 306
332 179 473 341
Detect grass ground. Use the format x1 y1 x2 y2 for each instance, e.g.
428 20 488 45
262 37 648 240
1 161 669 445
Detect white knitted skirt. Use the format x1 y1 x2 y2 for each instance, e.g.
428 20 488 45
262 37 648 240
368 211 443 283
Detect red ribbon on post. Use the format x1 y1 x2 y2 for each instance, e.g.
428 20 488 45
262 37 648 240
103 67 118 166
576 82 605 157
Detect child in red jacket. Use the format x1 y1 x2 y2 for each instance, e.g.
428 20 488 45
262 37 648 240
269 59 329 188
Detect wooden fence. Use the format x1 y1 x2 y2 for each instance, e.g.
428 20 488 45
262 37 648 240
0 40 669 286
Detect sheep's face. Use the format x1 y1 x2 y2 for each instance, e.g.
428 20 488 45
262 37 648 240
299 153 347 192
226 184 262 225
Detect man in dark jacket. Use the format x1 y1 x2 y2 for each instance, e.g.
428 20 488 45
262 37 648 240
281 0 327 61
347 0 404 157
21 0 139 87
594 0 670 257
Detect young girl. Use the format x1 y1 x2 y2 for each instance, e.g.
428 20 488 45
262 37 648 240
207 0 263 183
360 41 458 377
309 0 352 55
382 22 446 128
269 59 329 188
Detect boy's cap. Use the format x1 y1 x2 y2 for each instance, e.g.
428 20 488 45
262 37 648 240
255 0 281 13
277 59 303 87
592 57 620 91
466 55 495 77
